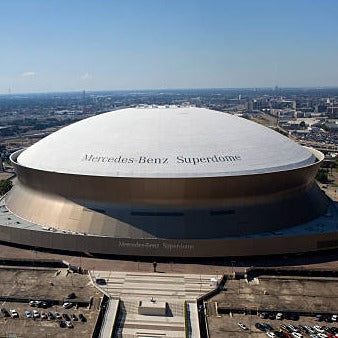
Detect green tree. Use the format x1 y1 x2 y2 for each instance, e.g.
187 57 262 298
299 121 306 129
316 169 328 184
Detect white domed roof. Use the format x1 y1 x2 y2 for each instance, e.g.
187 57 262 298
17 107 315 178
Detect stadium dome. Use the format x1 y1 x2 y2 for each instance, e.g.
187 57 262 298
17 107 315 177
3 107 334 257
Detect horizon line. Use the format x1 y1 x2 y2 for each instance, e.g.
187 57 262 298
2 85 338 96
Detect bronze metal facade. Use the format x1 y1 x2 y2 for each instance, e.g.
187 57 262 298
0 218 337 257
2 147 335 257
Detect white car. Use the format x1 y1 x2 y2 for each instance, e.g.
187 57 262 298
288 324 298 332
332 314 337 322
65 321 74 328
276 312 283 320
314 326 324 333
305 326 316 334
266 333 276 338
29 300 41 307
9 309 19 318
62 302 74 309
237 322 249 330
24 309 32 318
291 332 303 338
317 333 328 338
33 309 40 318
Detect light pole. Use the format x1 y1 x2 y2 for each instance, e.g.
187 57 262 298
231 260 235 275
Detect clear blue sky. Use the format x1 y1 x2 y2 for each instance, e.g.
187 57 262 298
1 0 338 93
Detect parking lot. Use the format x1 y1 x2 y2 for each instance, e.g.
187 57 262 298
0 301 97 338
208 312 338 337
206 272 338 337
0 266 103 337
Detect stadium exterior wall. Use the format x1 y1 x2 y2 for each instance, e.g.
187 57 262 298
4 148 329 244
0 220 337 257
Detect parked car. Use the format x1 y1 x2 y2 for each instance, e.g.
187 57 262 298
280 324 288 332
55 312 62 320
71 314 78 321
315 314 324 321
305 326 316 334
63 302 74 309
317 333 328 338
96 278 106 285
47 311 55 320
287 324 298 333
65 321 74 329
324 315 332 323
33 309 40 318
291 332 303 338
41 312 47 319
238 322 248 330
67 293 76 299
298 325 308 334
263 323 274 331
269 312 276 320
276 312 283 320
63 313 71 321
10 309 19 318
29 300 39 307
59 320 66 328
78 313 87 322
29 300 46 307
322 326 330 332
327 327 338 334
256 323 266 331
24 309 32 318
1 308 10 317
266 332 276 338
259 312 269 319
314 325 325 333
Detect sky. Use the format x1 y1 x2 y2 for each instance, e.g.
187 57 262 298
1 0 338 93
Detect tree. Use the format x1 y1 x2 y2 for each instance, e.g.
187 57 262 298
0 179 12 196
299 121 306 129
316 169 328 184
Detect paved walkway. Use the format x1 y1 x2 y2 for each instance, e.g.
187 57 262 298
99 298 119 338
186 301 201 338
91 271 219 338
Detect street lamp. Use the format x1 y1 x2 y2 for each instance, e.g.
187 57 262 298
231 260 236 275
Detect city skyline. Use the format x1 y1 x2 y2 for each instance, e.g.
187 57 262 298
1 0 338 94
